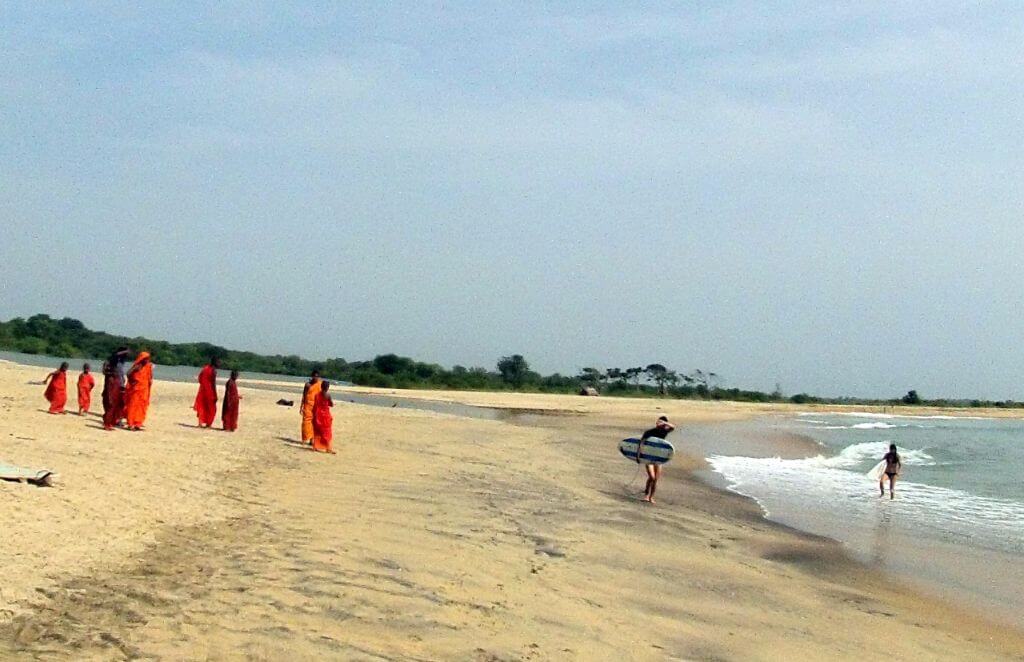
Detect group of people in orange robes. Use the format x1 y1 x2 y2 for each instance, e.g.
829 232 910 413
192 357 242 432
44 347 155 432
300 369 335 453
44 352 341 444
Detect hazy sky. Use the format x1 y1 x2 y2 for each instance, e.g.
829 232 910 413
2 2 1022 399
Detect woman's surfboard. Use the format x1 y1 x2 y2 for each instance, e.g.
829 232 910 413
0 464 54 486
619 438 674 465
867 459 886 482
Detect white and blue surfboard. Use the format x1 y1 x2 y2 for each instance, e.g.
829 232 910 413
619 437 674 465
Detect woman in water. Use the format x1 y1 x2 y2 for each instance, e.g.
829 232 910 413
879 443 902 499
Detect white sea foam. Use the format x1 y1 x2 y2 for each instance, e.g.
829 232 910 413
707 449 1024 555
794 441 936 469
813 421 907 430
797 411 992 421
812 422 934 431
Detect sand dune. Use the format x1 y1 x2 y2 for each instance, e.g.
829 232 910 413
1 360 1021 660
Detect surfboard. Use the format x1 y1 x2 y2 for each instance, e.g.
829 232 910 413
619 437 674 465
0 464 54 486
867 459 886 482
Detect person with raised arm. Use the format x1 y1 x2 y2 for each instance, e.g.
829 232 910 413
637 415 675 503
43 362 69 414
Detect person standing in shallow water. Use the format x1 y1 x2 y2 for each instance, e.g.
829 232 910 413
638 415 675 503
77 363 95 415
312 380 335 454
300 369 322 444
880 443 902 499
43 362 69 414
222 370 241 432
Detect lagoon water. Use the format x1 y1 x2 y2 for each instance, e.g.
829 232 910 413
0 350 311 386
704 413 1024 626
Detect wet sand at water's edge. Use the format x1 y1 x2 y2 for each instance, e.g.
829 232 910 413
1 361 1022 660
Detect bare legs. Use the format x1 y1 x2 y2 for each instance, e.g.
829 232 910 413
643 464 661 503
880 474 897 499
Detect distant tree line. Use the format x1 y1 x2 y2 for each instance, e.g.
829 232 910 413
1 315 1020 408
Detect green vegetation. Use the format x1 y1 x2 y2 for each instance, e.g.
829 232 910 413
1 314 1020 407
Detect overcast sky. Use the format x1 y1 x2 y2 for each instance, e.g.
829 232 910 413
2 2 1022 399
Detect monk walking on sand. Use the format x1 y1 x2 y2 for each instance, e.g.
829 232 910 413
312 380 335 454
124 351 154 431
43 362 69 414
222 370 241 432
300 369 321 444
77 363 95 415
102 347 130 430
193 357 220 428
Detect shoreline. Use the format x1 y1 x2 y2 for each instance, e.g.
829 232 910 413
323 383 1024 634
2 359 1022 658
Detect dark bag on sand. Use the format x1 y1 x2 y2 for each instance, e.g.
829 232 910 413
276 399 294 407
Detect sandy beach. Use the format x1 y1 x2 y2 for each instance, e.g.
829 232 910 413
1 359 1022 660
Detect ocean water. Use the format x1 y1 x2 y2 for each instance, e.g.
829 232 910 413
0 350 311 385
704 413 1024 626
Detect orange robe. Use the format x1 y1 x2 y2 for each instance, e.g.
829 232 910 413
193 364 218 426
222 379 240 431
77 372 95 413
312 392 333 452
300 378 321 441
44 371 68 413
124 353 153 429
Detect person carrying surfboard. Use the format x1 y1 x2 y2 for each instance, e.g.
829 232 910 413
879 443 902 499
638 416 675 503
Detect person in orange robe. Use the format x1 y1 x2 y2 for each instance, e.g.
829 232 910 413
43 362 69 414
77 363 95 415
102 347 130 430
312 380 335 453
124 351 154 431
193 357 220 428
222 370 241 432
300 369 321 444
